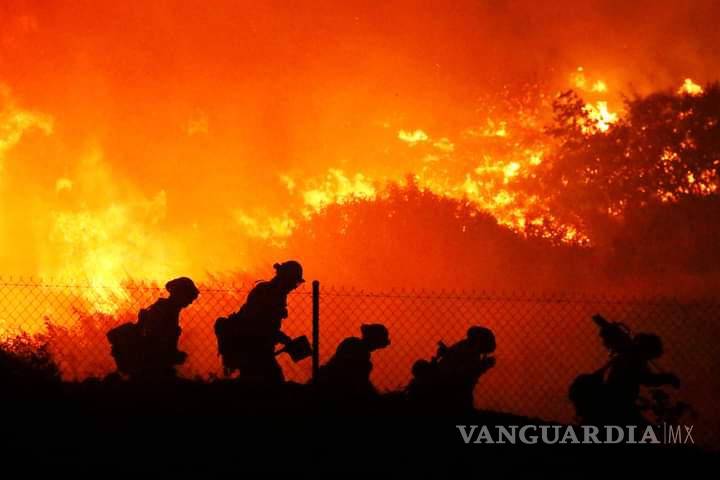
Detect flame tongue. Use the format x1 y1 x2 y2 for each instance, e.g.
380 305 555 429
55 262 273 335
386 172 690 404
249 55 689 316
678 78 704 96
0 69 714 315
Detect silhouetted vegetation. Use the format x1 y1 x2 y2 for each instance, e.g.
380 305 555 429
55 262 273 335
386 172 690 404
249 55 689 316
525 85 720 264
0 332 61 399
276 179 593 290
262 86 720 296
539 84 720 217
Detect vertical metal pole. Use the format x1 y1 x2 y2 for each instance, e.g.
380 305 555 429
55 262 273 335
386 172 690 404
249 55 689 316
312 280 320 383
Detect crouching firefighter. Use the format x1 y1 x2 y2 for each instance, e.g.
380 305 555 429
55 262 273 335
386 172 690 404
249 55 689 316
407 326 496 413
106 277 199 380
569 314 681 425
214 261 308 384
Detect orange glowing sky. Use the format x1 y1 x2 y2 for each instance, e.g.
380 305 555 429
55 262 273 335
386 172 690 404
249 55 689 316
1 0 719 290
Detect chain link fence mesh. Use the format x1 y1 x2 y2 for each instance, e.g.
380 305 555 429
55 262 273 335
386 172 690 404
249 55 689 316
1 280 718 446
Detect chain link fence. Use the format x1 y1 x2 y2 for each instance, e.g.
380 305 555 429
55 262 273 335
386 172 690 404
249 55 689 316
1 279 718 446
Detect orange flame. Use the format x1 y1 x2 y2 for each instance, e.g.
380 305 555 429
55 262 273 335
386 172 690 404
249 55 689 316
582 101 618 133
678 78 703 96
0 62 711 316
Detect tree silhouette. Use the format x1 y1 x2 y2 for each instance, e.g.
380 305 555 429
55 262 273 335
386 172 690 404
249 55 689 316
524 84 720 246
276 177 591 290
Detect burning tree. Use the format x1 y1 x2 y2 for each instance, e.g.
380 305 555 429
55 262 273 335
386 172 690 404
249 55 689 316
524 83 720 248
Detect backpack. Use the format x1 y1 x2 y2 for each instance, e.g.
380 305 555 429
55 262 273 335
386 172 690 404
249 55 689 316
214 311 253 371
107 322 143 375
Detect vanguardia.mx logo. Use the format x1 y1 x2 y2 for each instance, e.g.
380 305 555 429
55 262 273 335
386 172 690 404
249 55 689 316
456 424 695 445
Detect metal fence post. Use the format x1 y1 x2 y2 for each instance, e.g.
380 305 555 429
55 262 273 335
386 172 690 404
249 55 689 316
312 280 320 383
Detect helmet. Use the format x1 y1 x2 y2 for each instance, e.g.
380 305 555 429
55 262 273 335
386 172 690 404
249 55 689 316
360 323 390 349
411 359 433 378
466 326 496 353
165 277 199 301
273 260 305 284
594 315 633 354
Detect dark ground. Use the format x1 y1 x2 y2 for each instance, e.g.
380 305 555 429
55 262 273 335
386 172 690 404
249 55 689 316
2 378 716 474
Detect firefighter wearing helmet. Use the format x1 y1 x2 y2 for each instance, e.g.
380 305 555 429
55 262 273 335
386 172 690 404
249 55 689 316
216 261 305 384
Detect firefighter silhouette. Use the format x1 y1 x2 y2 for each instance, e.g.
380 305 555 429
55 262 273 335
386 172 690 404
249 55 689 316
569 315 681 425
107 277 199 380
317 323 390 400
605 333 681 423
407 326 496 413
215 261 305 384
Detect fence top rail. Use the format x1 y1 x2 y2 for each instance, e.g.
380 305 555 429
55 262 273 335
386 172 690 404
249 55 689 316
317 288 720 305
0 277 312 294
0 277 718 305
